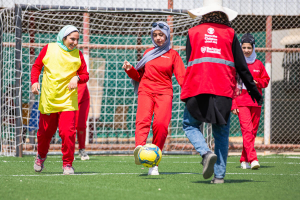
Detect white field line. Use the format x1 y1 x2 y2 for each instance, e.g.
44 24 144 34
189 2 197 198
0 172 198 177
0 172 299 177
2 160 300 164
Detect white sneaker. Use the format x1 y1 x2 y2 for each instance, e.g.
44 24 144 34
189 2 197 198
133 145 142 165
148 166 159 175
251 161 260 169
78 149 89 161
241 162 251 169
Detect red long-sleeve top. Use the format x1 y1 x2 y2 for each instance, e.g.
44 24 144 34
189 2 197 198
31 44 89 85
125 48 186 96
232 59 270 109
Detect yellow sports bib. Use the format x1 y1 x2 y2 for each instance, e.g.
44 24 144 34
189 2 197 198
39 43 81 114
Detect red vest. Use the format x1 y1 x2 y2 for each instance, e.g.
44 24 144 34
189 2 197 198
181 23 236 101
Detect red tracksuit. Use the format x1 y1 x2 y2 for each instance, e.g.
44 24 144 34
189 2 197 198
126 48 186 151
232 59 270 163
31 45 89 166
75 83 90 149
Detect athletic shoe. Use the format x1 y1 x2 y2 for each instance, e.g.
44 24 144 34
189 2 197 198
79 149 89 160
63 164 75 175
201 151 217 179
211 177 224 184
251 161 260 169
241 161 251 169
133 145 142 165
148 166 159 175
34 155 46 172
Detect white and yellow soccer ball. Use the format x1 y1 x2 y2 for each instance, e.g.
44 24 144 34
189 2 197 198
138 144 162 168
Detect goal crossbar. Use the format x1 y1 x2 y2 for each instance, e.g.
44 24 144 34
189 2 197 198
19 4 188 15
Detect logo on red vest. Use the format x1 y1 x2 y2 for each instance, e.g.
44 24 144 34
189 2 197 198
201 46 221 54
204 34 218 44
207 28 215 34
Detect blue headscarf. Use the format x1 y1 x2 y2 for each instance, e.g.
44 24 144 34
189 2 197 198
244 44 256 64
131 21 171 94
57 25 79 52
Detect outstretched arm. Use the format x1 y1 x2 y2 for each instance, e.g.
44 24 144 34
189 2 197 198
122 60 144 82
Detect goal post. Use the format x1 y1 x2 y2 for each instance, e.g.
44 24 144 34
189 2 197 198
1 4 300 157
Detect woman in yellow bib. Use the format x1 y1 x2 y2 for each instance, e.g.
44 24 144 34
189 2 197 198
31 25 89 175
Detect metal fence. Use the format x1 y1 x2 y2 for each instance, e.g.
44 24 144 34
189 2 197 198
0 1 299 156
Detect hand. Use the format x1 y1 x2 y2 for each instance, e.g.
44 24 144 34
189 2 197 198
254 80 258 84
250 92 263 105
122 60 132 71
31 83 40 95
232 109 239 115
68 76 79 91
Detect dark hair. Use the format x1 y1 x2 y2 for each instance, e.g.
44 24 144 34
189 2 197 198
200 11 231 27
241 33 255 47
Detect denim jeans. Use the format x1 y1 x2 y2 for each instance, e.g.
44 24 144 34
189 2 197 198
183 107 230 179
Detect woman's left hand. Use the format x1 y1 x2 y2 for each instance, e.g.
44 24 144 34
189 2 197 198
68 76 79 91
254 80 258 84
231 109 239 115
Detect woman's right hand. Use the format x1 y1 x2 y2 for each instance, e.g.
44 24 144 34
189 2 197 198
122 60 132 71
31 83 40 95
232 109 239 115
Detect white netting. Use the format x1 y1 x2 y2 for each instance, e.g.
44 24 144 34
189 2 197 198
0 3 299 156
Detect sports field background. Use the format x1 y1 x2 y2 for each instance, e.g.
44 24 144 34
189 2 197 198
1 154 299 200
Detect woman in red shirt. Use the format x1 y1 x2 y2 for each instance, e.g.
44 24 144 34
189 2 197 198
231 33 270 169
122 21 186 175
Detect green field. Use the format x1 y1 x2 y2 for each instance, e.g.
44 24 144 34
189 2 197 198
1 154 299 200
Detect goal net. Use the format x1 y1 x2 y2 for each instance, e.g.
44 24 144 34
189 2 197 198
1 4 299 156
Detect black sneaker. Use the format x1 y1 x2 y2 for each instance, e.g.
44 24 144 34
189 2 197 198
211 177 224 184
201 151 217 179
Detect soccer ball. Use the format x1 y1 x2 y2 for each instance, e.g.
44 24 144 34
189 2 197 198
138 144 162 168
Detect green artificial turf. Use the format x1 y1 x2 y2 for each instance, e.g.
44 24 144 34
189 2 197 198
0 154 299 200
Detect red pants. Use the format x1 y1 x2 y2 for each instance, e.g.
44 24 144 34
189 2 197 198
238 106 261 163
37 111 76 166
75 98 90 149
135 93 172 151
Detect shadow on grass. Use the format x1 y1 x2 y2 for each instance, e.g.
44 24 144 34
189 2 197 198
160 172 199 175
260 166 275 168
41 171 101 174
139 172 199 177
193 179 265 184
235 165 275 169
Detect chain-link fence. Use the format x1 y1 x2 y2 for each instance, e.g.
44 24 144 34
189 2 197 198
0 1 299 156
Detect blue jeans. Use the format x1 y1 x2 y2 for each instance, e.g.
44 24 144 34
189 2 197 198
182 107 230 179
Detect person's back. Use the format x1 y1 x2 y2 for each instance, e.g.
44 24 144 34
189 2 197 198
181 0 263 184
181 23 236 100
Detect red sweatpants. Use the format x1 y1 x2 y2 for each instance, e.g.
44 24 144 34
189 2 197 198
75 98 90 149
238 106 261 163
135 93 172 151
37 111 76 166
